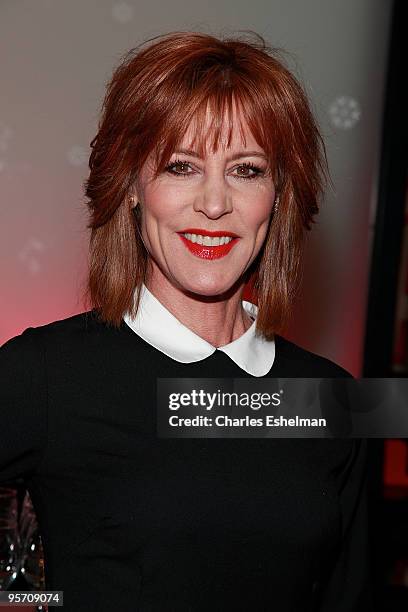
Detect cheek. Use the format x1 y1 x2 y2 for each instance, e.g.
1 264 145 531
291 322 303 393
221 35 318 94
140 188 182 258
246 195 274 232
143 186 181 225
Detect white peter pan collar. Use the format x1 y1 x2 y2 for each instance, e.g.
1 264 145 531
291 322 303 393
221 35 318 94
123 283 275 377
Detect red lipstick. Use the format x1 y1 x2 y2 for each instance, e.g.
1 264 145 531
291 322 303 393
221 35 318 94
178 228 239 238
177 228 239 260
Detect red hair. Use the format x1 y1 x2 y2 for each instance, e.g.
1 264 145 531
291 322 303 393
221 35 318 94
83 30 327 339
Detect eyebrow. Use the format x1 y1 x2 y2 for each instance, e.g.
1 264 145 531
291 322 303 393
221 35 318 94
173 148 267 162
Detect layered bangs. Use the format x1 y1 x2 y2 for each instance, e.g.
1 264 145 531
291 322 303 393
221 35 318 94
148 70 279 186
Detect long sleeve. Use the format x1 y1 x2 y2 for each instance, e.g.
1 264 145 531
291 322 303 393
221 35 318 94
318 438 373 611
0 327 47 484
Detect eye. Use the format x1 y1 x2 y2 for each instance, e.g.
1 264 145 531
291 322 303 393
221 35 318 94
165 159 194 177
164 159 265 180
232 162 264 180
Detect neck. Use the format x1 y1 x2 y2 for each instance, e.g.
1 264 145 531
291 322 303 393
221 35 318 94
144 265 253 347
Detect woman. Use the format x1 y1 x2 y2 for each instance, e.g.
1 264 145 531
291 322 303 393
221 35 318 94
0 31 371 610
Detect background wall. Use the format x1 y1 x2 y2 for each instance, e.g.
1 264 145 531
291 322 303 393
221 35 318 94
0 0 393 376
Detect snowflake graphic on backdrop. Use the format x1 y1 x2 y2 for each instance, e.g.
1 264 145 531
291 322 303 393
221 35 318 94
112 2 134 23
329 96 361 130
18 238 46 275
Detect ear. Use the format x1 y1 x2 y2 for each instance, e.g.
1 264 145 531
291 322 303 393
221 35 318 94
129 177 142 204
128 192 139 209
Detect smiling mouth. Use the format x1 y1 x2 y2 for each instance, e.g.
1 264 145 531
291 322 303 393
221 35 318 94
177 231 239 260
180 232 235 246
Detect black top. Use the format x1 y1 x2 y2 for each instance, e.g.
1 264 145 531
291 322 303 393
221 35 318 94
0 311 372 611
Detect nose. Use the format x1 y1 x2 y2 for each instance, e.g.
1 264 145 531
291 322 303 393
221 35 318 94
192 173 233 219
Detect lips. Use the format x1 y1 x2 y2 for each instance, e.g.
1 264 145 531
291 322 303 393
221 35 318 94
178 228 239 238
177 229 239 260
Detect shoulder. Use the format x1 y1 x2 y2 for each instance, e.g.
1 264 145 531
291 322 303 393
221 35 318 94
1 310 101 356
1 310 139 374
2 311 94 344
273 334 353 378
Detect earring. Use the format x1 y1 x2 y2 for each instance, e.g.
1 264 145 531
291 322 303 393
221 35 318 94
128 195 140 216
273 194 280 215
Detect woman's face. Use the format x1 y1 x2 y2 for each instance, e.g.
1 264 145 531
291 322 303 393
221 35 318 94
133 106 276 298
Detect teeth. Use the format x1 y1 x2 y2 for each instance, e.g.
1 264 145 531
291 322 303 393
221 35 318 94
183 233 234 246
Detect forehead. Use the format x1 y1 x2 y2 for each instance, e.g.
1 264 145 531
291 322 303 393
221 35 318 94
178 100 262 155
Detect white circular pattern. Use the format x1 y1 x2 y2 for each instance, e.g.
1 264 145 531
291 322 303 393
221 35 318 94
67 145 88 167
112 2 134 23
18 238 46 275
329 96 361 130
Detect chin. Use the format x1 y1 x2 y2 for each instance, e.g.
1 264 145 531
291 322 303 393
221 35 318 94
176 272 243 299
